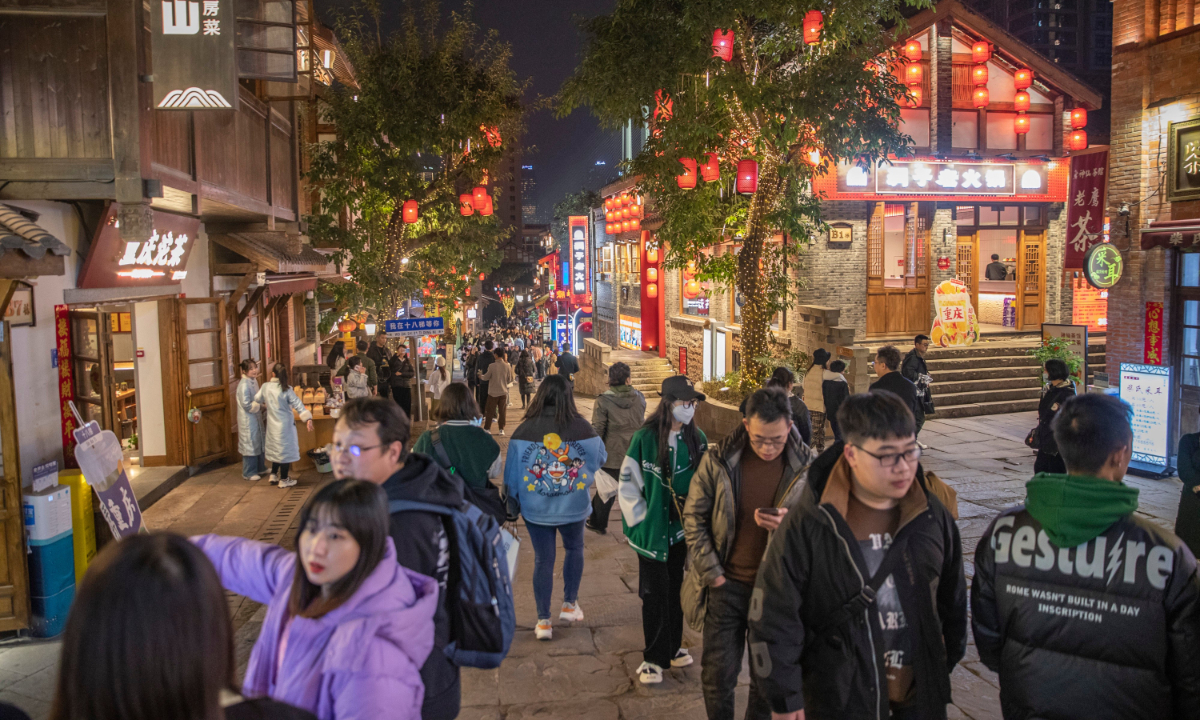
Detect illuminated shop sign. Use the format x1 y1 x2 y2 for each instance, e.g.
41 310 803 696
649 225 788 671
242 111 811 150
77 204 200 288
569 215 590 298
818 159 1068 202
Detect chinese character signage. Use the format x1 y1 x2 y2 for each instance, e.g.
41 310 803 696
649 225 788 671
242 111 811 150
1168 118 1200 202
569 216 590 299
1065 151 1109 268
930 279 979 347
152 0 238 110
1119 362 1171 472
77 204 200 288
1083 243 1123 290
385 317 445 338
619 315 642 350
1071 277 1108 332
818 159 1068 202
54 306 78 469
72 421 145 539
1144 302 1164 365
1042 324 1088 386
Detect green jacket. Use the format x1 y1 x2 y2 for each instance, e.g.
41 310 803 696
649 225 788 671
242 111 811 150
336 355 377 388
412 421 502 490
618 425 708 562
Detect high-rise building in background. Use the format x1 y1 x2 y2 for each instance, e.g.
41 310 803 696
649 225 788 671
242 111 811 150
498 150 524 245
521 165 538 223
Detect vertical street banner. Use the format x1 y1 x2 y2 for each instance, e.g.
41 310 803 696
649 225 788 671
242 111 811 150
569 216 590 301
54 306 78 469
1144 302 1164 365
71 420 145 539
152 0 238 109
1065 151 1109 268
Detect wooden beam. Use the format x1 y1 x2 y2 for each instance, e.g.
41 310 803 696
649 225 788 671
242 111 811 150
0 159 115 182
238 284 268 325
226 269 257 316
0 3 106 16
214 263 258 276
0 182 116 200
263 293 288 320
0 254 66 279
107 0 144 203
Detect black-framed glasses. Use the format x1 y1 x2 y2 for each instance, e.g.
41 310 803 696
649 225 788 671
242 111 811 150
328 441 383 458
852 444 921 468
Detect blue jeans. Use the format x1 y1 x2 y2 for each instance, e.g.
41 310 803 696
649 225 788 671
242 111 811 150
242 453 266 479
525 520 585 620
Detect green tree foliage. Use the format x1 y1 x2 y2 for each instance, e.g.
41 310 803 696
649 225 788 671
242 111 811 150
307 1 527 328
550 189 602 247
561 0 926 377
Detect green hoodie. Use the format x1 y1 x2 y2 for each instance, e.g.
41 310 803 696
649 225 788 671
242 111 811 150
1025 473 1140 548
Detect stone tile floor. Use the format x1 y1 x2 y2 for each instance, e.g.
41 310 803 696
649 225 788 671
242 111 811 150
0 399 1184 720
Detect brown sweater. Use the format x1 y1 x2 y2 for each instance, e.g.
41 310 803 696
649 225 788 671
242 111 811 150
724 448 786 585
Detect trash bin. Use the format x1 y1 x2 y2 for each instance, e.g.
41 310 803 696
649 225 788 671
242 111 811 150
23 486 76 637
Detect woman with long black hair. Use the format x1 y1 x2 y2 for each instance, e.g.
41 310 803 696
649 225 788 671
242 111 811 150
617 376 708 684
253 363 313 489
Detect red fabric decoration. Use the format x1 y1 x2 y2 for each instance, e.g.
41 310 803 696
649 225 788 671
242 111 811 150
803 10 823 45
712 29 734 61
676 158 698 189
402 199 419 224
736 159 758 194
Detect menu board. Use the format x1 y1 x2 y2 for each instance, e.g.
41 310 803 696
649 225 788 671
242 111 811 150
1119 362 1171 472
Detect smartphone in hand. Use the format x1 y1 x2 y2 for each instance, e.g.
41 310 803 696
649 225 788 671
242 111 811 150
757 507 784 516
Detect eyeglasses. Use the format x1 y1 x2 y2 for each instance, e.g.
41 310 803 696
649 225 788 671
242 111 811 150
674 400 697 409
852 444 921 468
328 441 383 458
749 435 788 450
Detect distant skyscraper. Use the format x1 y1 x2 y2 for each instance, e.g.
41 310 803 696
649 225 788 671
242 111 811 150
589 160 616 191
521 165 538 223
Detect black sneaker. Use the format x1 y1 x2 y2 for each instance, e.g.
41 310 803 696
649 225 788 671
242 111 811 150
585 520 607 535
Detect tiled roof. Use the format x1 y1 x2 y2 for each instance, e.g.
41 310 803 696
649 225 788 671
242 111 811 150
209 232 336 274
0 204 71 260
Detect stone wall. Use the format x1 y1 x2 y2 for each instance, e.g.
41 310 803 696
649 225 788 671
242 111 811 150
574 338 613 398
694 398 743 446
668 316 706 383
789 305 857 362
796 200 872 337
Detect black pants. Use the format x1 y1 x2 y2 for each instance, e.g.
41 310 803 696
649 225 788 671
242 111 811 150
393 386 412 419
588 474 620 531
271 462 291 480
829 417 843 442
638 541 686 669
475 383 489 413
702 578 771 720
377 383 391 401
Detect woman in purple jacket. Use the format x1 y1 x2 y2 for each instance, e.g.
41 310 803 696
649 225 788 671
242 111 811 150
194 479 438 720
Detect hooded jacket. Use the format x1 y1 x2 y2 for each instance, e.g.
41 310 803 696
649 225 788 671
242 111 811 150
253 379 312 464
821 370 850 419
681 425 811 631
748 441 967 719
592 384 647 471
236 376 265 457
193 535 437 720
972 472 1200 720
502 408 607 526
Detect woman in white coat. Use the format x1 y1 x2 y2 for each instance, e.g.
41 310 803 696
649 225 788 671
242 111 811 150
424 355 451 417
252 363 313 489
236 359 266 481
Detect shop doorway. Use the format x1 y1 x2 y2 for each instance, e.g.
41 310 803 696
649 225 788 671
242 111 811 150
69 307 140 462
954 205 1046 332
175 298 230 466
866 202 931 336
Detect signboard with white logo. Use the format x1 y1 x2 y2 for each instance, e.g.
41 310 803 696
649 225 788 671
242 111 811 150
77 204 200 289
152 0 238 110
1119 362 1172 476
569 215 590 299
817 159 1068 202
385 317 445 338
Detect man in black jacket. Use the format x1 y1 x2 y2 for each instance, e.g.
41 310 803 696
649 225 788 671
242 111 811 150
870 345 924 435
475 340 496 410
748 391 967 720
366 334 392 400
556 341 580 379
972 393 1200 720
901 335 932 435
329 398 463 720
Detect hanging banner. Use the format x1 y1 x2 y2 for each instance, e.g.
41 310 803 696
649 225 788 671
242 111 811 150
151 0 238 109
71 420 145 539
1144 302 1164 365
930 279 979 347
1065 151 1109 268
54 306 78 469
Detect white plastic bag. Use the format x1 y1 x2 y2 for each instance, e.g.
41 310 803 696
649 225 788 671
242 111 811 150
499 526 520 581
594 467 619 502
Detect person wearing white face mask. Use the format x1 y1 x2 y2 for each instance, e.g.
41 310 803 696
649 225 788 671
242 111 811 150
617 376 709 685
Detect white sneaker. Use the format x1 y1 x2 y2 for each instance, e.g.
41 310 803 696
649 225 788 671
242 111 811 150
246 474 261 482
559 602 584 622
278 477 297 488
535 619 552 640
498 429 505 436
670 649 693 667
268 474 279 485
637 662 663 684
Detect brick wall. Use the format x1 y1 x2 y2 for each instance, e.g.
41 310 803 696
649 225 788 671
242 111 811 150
277 296 296 372
796 200 872 336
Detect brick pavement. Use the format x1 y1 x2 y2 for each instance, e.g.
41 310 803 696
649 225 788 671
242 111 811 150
0 392 1184 720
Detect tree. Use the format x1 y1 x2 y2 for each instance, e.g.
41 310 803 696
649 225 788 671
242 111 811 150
307 1 527 330
550 189 601 247
561 1 924 379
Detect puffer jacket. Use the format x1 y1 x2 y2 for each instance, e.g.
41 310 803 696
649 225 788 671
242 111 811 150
972 473 1200 720
680 425 811 631
591 385 647 470
747 442 967 719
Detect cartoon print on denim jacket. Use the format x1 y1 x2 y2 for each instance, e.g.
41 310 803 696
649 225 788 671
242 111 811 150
522 433 590 496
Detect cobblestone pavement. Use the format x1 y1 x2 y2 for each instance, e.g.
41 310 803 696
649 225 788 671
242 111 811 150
0 384 1184 720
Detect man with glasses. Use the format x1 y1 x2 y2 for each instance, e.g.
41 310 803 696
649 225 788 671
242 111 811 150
682 388 813 720
329 397 464 720
749 392 966 720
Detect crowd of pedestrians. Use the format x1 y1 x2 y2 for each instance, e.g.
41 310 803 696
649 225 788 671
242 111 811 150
42 326 1200 720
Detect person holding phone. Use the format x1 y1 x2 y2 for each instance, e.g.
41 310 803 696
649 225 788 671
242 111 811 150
681 388 811 720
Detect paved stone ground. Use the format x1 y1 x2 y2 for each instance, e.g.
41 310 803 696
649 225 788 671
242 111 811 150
0 381 1184 720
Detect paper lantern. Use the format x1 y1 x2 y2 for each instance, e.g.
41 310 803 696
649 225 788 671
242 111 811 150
701 153 720 182
803 10 823 45
802 148 821 167
337 318 357 333
1014 68 1033 89
1014 114 1030 134
479 195 493 216
1071 108 1088 129
684 280 701 298
971 41 991 63
479 272 486 281
905 63 923 86
605 198 613 210
676 158 698 189
427 280 435 288
646 267 658 283
905 86 923 107
465 287 471 296
473 186 488 207
422 289 430 297
647 283 658 299
972 64 988 86
1014 91 1031 112
459 194 474 216
712 29 734 61
903 41 922 62
620 220 629 233
646 245 658 263
402 199 419 224
973 87 990 108
630 218 641 231
1069 130 1088 151
736 159 759 194
605 223 613 234
654 90 673 123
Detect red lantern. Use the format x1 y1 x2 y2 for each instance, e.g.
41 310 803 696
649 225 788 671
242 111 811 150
736 159 759 194
905 86 923 107
422 289 430 297
473 186 488 207
606 223 614 234
905 63 923 86
802 147 821 167
402 199 419 224
972 64 988 86
803 10 823 45
646 267 658 283
903 41 922 62
479 272 486 281
427 280 435 288
646 245 658 264
712 29 734 61
605 198 613 210
647 283 658 299
971 41 991 63
459 194 474 216
1070 130 1088 151
1071 108 1088 129
630 218 641 231
973 87 990 108
622 220 631 233
654 89 673 123
465 287 471 296
1014 68 1033 89
337 318 357 333
1014 91 1031 112
479 195 493 216
1014 114 1030 134
701 153 720 182
676 158 698 189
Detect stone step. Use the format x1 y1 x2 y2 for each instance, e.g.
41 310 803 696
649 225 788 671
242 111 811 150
933 387 1043 406
929 398 1041 419
932 376 1042 395
925 355 1042 372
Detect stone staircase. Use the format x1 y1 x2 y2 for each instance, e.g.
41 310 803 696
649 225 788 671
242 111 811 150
627 357 675 397
868 333 1106 419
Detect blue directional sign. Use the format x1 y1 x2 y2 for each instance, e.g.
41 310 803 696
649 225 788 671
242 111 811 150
385 317 444 337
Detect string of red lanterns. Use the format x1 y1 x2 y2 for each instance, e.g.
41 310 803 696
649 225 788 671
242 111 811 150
972 41 990 109
604 193 644 234
1013 67 1034 138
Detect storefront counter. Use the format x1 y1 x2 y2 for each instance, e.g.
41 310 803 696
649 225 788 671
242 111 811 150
294 414 337 472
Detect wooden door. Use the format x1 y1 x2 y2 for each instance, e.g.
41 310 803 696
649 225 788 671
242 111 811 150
867 202 932 336
0 283 31 631
69 309 117 432
1017 231 1045 330
956 233 979 313
866 202 887 335
177 298 230 466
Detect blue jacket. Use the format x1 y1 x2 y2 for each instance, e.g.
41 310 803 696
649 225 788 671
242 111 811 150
503 408 607 526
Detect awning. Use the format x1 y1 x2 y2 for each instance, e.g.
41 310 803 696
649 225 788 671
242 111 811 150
210 231 336 274
265 274 318 298
1140 219 1200 250
0 204 71 260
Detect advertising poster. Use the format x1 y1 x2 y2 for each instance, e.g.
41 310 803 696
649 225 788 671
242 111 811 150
930 279 979 347
71 420 145 539
1119 363 1172 474
619 315 642 350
